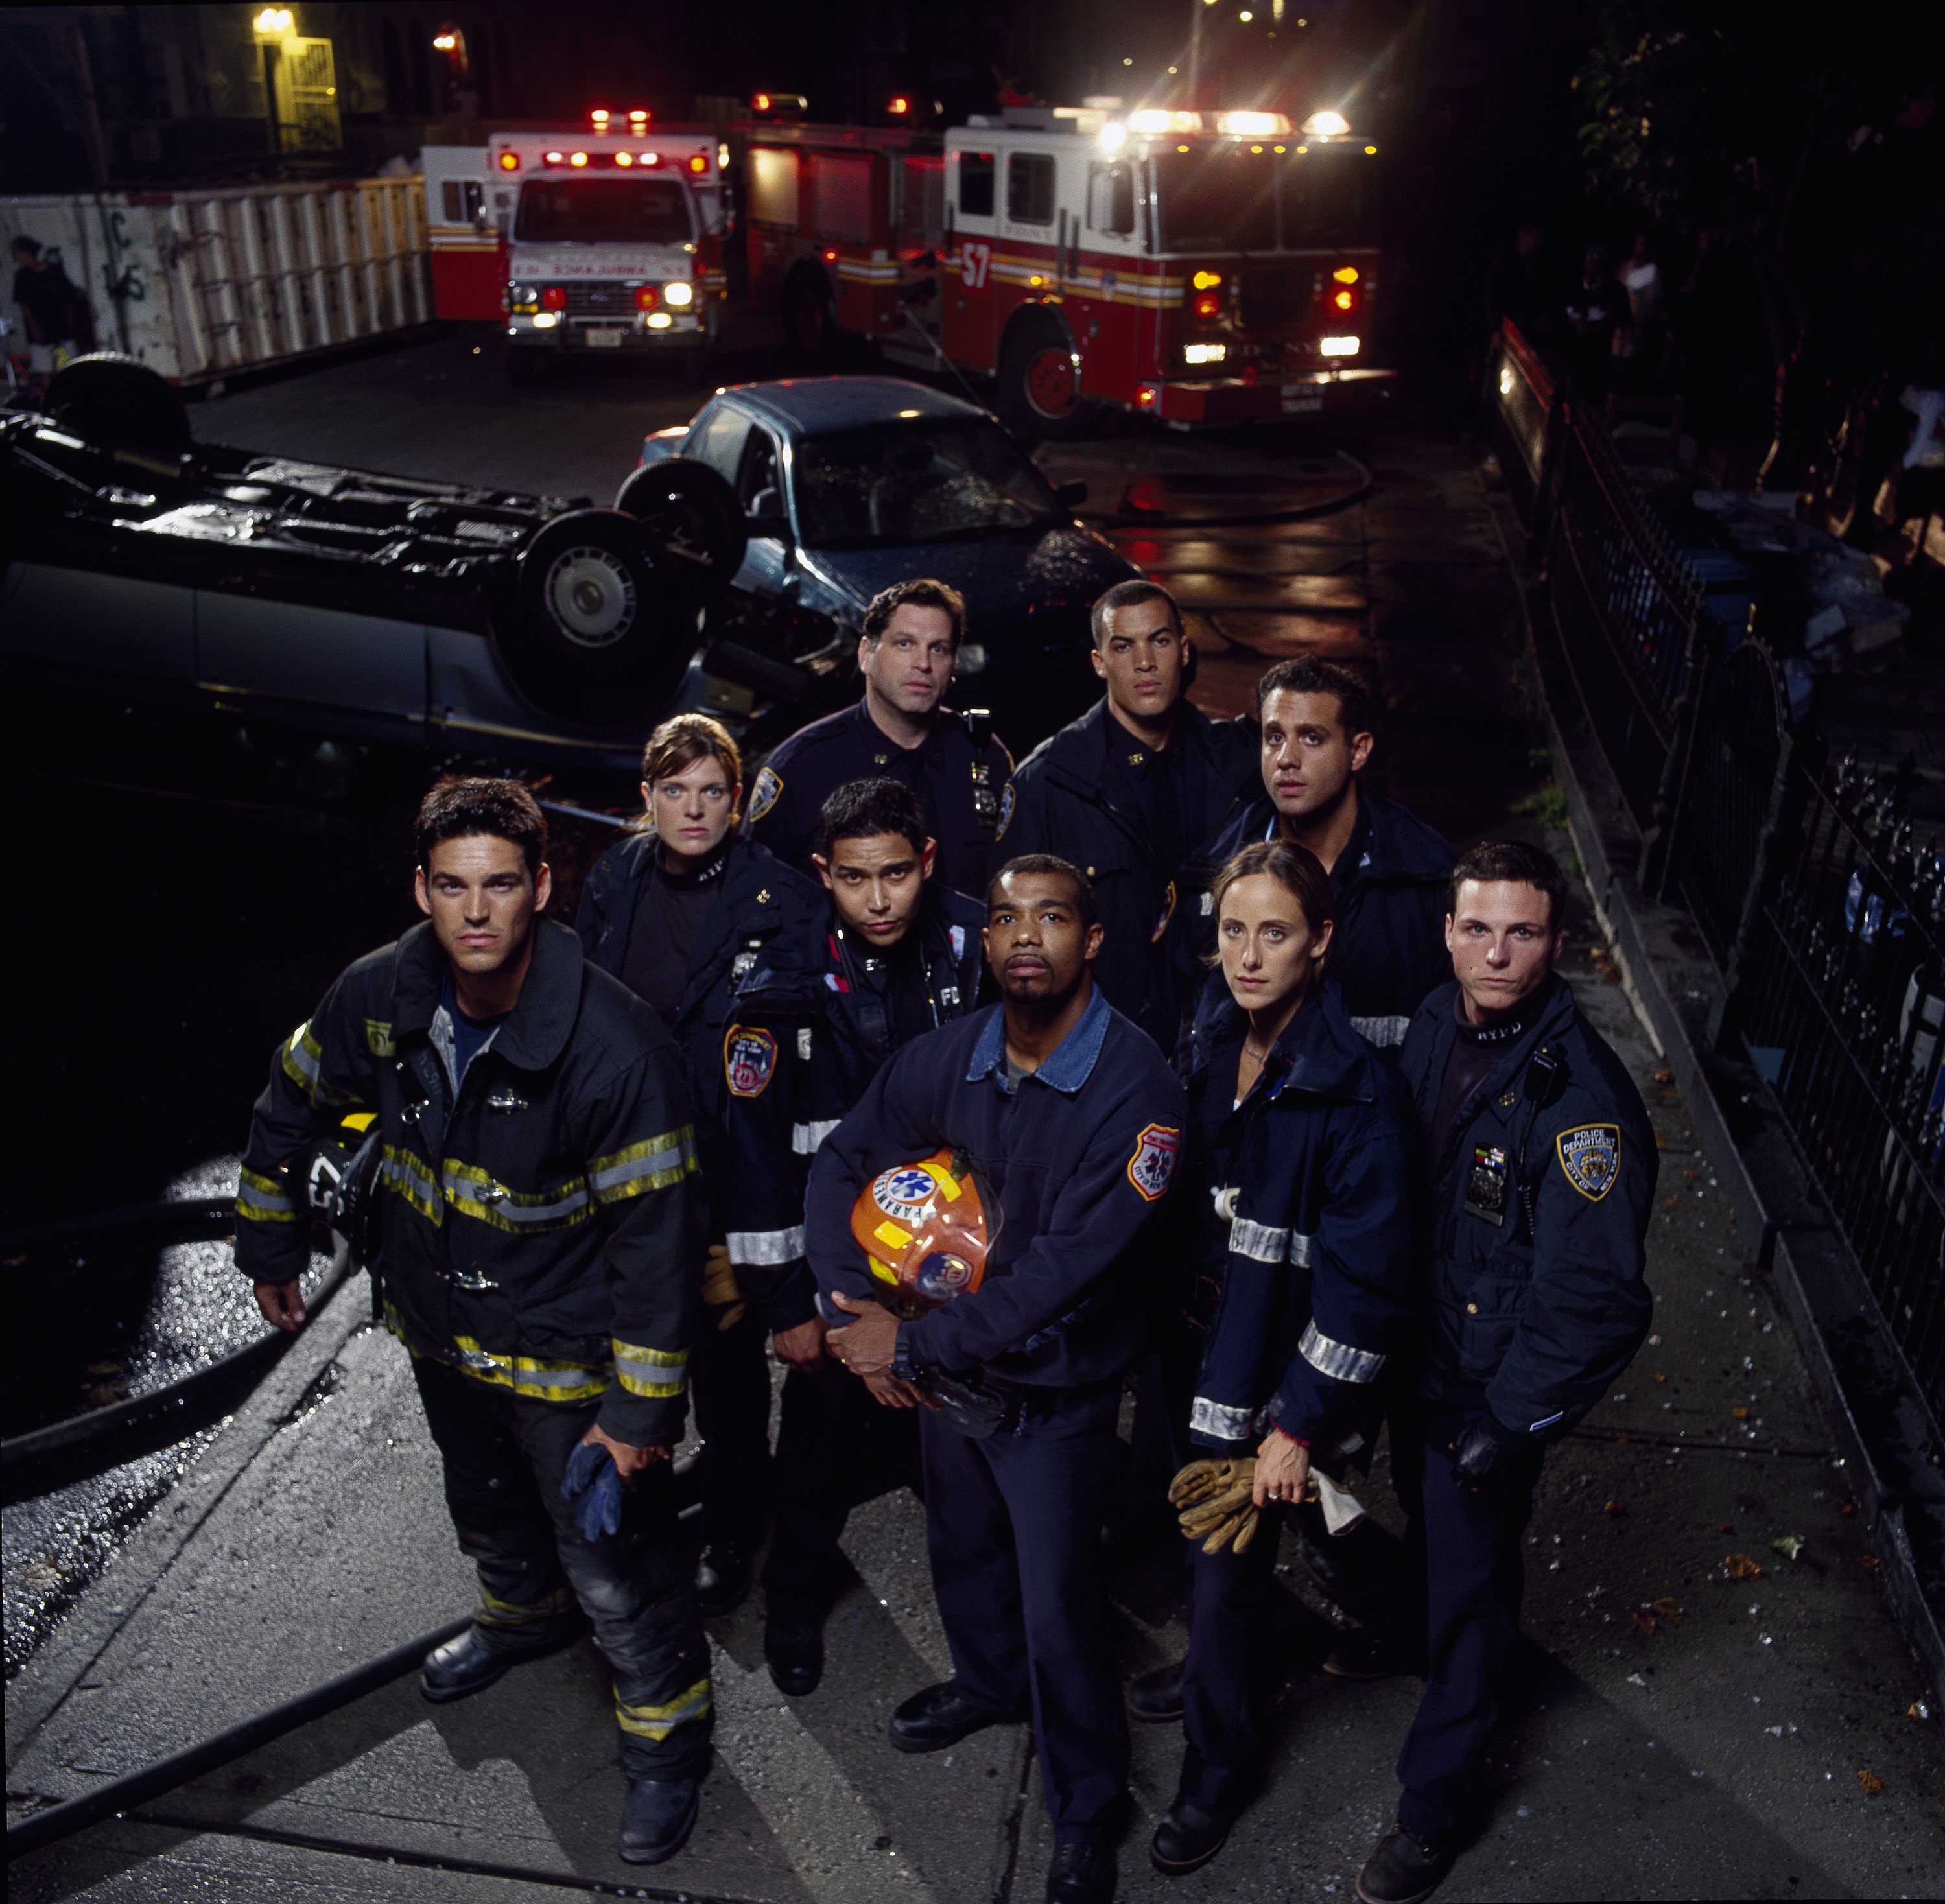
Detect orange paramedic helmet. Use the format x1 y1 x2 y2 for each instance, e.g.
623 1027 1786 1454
849 1148 995 1317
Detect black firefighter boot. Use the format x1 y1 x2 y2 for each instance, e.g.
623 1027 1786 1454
420 1603 588 1704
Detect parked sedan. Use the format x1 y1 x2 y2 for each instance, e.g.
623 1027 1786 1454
637 375 1139 748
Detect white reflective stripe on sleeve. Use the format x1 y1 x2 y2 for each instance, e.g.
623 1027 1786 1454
1298 1319 1385 1383
790 1119 840 1155
1190 1396 1256 1442
725 1226 806 1265
1349 1013 1412 1048
1228 1216 1290 1263
1288 1231 1314 1267
1529 1409 1565 1433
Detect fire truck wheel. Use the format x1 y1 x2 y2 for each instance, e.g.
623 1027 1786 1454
996 319 1091 441
613 456 747 596
501 510 693 727
783 271 839 368
44 353 191 458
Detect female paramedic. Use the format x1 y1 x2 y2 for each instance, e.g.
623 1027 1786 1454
1144 839 1420 1877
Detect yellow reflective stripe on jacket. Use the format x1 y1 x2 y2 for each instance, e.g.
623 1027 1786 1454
476 1583 575 1627
235 1166 297 1223
442 1160 593 1232
379 1144 443 1223
364 1017 395 1057
613 1338 687 1398
589 1126 698 1205
451 1335 611 1400
615 1676 712 1740
279 1022 324 1097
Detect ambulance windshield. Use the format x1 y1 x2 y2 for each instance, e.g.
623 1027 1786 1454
793 422 1058 548
514 178 692 245
1151 148 1277 253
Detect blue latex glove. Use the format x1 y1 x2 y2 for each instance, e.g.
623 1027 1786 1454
561 1439 624 1540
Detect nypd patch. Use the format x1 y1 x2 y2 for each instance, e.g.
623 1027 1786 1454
1127 1123 1181 1203
724 1025 777 1098
995 781 1016 842
747 764 783 825
1556 1123 1621 1201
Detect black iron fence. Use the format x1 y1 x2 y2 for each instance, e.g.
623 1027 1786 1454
1488 321 1945 1428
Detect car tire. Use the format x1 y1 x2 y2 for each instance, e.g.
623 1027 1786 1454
783 270 838 368
613 456 748 597
996 315 1092 441
500 510 695 728
44 352 191 458
505 346 548 386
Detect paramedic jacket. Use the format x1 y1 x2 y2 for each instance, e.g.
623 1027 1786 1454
234 919 707 1447
1398 973 1656 1444
717 884 989 1330
1181 978 1420 1455
804 985 1187 1389
1203 791 1454 1050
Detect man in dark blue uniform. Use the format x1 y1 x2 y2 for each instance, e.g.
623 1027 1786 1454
1356 842 1655 1904
714 777 987 1693
1004 579 1259 1057
746 578 1015 902
808 855 1187 1904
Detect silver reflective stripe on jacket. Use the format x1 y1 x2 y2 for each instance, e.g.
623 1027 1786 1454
1349 1013 1412 1049
1190 1396 1256 1442
727 1225 806 1266
1298 1319 1385 1383
1229 1217 1314 1267
791 1119 840 1155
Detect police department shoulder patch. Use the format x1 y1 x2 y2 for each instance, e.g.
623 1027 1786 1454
1127 1123 1181 1202
1555 1123 1621 1201
724 1025 777 1098
747 765 783 825
994 781 1016 842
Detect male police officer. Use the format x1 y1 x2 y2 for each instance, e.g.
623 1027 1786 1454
1356 842 1655 1904
1206 654 1452 1052
1004 579 1258 1056
808 855 1186 1904
237 779 713 1866
747 578 1015 901
717 778 987 1693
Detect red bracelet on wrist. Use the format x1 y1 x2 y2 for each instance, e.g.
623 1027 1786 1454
1273 1426 1311 1447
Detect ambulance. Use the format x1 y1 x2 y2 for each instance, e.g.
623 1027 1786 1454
740 101 1391 432
426 112 731 382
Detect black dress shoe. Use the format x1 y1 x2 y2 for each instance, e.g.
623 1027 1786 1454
1356 1825 1456 1904
1046 1840 1116 1904
696 1544 755 1617
1323 1628 1427 1681
888 1680 1024 1754
764 1616 825 1696
419 1617 584 1704
1151 1797 1232 1875
619 1775 700 1865
1127 1660 1185 1722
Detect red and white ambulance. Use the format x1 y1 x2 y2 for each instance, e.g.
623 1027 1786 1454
427 112 730 381
740 102 1391 432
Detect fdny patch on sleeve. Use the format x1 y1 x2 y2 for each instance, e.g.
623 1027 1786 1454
747 765 783 825
1127 1123 1181 1202
994 781 1016 842
724 1025 778 1098
1555 1123 1621 1201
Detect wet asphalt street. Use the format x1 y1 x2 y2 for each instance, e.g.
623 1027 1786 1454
5 326 1942 1897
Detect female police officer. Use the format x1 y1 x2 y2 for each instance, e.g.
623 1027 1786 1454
1149 840 1419 1877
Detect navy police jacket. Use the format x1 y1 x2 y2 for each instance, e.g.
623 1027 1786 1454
1005 698 1259 1054
746 698 1015 902
717 882 989 1328
1203 790 1454 1050
1183 980 1419 1453
1399 974 1656 1442
805 983 1187 1387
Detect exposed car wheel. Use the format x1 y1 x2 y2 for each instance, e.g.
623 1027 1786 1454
783 271 838 368
504 346 548 386
501 510 694 728
45 352 191 458
996 316 1092 441
613 456 747 596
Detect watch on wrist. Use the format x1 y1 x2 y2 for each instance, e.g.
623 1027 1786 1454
890 1324 915 1381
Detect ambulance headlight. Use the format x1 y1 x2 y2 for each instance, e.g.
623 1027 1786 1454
662 280 694 308
1319 335 1360 357
1183 343 1227 365
646 311 674 329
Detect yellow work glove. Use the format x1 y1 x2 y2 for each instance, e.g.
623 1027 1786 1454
1168 1455 1255 1510
1171 1455 1259 1553
700 1243 748 1332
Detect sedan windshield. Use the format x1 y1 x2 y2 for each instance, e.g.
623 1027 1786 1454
792 423 1057 548
514 179 692 245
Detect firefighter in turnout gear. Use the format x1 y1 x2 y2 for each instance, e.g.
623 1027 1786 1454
719 777 987 1695
237 779 713 1869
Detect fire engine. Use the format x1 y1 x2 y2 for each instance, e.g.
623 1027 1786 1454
740 101 1391 433
425 112 731 382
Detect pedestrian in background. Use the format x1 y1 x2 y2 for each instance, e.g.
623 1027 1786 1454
9 235 91 394
1561 242 1626 403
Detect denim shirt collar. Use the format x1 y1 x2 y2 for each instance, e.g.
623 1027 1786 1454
965 983 1111 1097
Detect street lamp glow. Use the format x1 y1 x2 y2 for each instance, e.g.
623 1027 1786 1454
432 31 457 51
253 8 293 36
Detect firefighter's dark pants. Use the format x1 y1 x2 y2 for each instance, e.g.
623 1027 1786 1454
761 1360 921 1620
1391 1409 1544 1842
919 1381 1128 1846
412 1358 712 1779
690 1306 773 1560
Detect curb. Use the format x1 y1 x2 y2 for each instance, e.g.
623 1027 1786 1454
1479 466 1945 1707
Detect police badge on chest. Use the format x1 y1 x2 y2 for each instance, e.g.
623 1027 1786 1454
1463 1144 1510 1226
